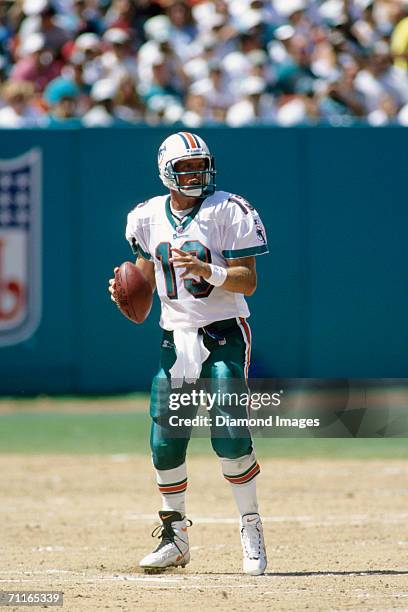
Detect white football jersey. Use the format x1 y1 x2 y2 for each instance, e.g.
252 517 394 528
125 190 268 330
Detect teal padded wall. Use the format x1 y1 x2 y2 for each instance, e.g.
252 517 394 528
0 127 406 394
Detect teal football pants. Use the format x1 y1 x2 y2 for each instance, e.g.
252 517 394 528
150 318 253 470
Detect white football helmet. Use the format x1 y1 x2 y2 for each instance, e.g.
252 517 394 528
158 132 216 198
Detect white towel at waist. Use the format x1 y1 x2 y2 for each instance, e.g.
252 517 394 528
169 328 210 389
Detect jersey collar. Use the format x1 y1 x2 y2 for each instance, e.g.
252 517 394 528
165 195 203 232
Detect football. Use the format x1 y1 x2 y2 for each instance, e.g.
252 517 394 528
114 262 153 324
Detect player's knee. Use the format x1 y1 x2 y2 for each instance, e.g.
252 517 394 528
211 437 253 459
151 441 186 471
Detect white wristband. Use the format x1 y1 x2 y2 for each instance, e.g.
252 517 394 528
207 264 228 287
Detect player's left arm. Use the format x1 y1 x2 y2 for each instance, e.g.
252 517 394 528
171 249 257 296
223 256 256 296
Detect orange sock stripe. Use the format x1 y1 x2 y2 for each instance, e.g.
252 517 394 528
224 460 257 479
224 463 260 485
158 482 187 494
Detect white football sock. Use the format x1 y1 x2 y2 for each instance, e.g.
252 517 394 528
155 462 187 515
220 452 260 517
230 477 259 516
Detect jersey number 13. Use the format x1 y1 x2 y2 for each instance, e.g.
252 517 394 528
155 240 213 300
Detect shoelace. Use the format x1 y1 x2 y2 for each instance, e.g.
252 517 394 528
241 523 262 559
151 519 193 557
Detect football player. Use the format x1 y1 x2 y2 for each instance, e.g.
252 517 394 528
109 131 268 575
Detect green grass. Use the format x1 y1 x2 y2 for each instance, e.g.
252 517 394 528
0 412 406 457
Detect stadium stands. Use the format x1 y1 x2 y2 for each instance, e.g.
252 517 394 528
0 0 407 127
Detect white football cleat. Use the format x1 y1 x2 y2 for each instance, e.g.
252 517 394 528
240 513 267 575
139 511 192 572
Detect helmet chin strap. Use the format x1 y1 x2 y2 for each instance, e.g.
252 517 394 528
178 186 205 197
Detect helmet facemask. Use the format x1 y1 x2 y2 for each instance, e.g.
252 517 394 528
158 133 216 198
161 154 215 198
165 155 216 198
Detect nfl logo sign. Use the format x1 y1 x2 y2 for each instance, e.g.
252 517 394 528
0 149 42 346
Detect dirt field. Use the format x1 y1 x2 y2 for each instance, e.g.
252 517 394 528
1 455 408 611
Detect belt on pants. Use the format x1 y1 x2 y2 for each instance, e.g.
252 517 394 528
200 318 240 340
162 318 241 344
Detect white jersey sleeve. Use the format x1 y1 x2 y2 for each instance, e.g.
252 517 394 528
125 200 152 260
221 194 269 259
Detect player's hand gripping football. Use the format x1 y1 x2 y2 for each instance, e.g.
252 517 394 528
108 267 120 305
108 263 153 323
170 247 211 280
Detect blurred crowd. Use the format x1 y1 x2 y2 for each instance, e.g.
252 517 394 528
0 0 407 127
